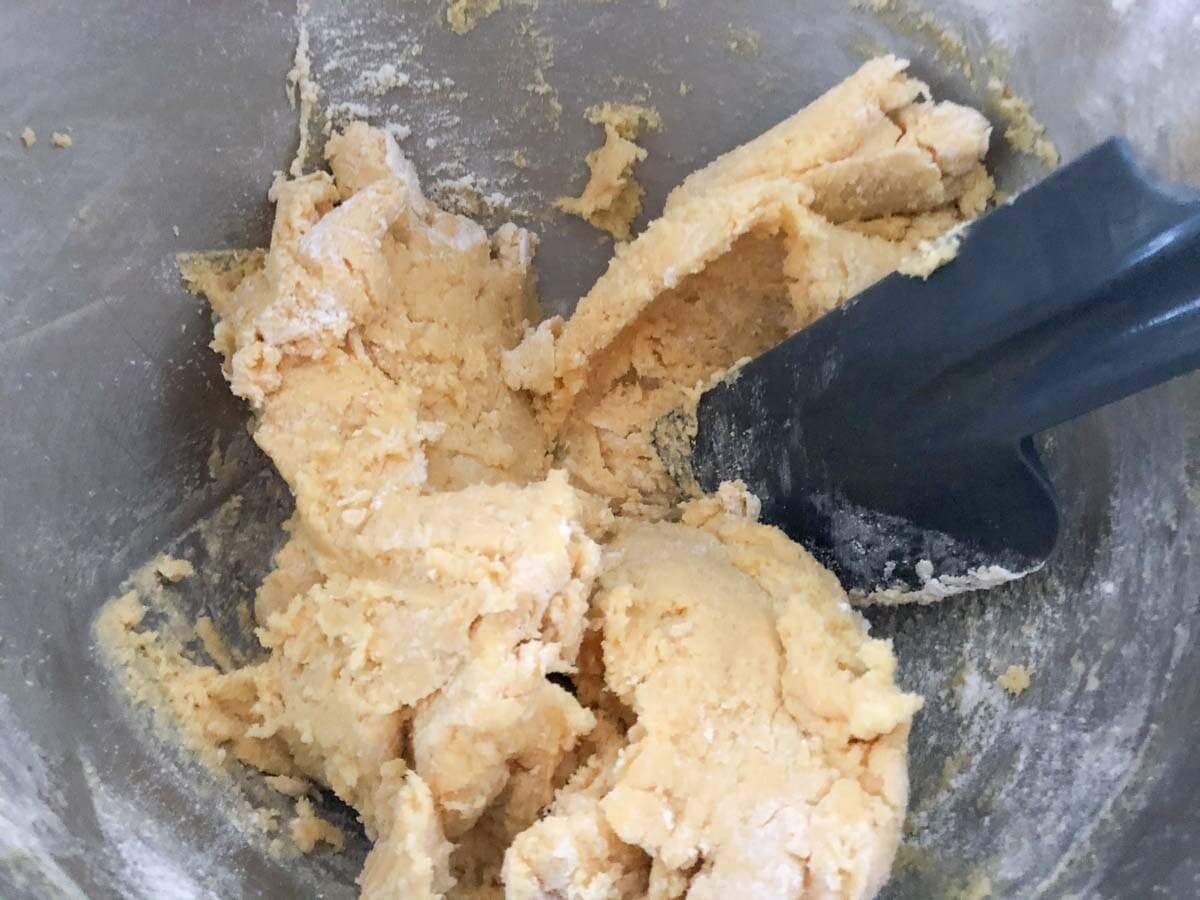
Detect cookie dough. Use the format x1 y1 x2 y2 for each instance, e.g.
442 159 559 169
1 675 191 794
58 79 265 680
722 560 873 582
506 497 920 899
997 664 1033 696
447 0 501 35
153 554 194 583
510 55 992 518
292 796 347 853
99 57 993 899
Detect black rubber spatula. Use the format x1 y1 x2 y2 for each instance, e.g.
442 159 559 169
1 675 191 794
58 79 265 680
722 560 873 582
675 138 1200 599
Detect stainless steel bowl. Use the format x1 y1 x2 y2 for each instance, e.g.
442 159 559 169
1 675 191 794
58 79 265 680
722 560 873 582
2 1 1198 896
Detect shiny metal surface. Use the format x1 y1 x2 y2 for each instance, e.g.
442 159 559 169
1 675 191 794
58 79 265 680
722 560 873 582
1 1 1198 897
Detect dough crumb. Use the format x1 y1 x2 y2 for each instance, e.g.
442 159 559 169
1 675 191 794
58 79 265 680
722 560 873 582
987 77 1060 168
714 478 762 520
898 222 968 279
94 584 288 773
584 101 662 137
357 63 409 96
290 797 346 853
997 664 1032 696
99 590 146 633
20 126 36 147
556 104 660 241
286 20 319 177
153 555 194 583
193 616 235 672
446 0 500 34
431 172 517 219
51 131 73 148
253 807 281 833
853 0 974 81
265 774 311 798
501 317 563 395
177 250 266 306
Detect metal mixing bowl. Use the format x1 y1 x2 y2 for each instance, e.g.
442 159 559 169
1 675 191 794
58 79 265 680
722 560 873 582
3 1 1198 896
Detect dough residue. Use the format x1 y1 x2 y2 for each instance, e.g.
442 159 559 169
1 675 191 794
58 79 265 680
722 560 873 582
997 664 1033 696
585 102 662 137
286 19 320 178
153 554 195 584
96 57 1000 899
987 77 1060 168
446 0 501 35
194 616 236 672
555 103 661 242
291 797 347 853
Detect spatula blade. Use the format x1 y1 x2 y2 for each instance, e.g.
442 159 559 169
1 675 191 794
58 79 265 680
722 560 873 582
688 138 1200 599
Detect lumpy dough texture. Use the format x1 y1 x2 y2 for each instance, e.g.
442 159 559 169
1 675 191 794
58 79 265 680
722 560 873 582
506 55 992 518
185 121 603 889
506 497 921 899
128 57 993 898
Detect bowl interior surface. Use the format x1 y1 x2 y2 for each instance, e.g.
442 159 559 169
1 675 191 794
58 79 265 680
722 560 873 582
1 1 1199 897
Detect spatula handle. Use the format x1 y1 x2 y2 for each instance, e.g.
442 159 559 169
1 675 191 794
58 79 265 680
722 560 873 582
906 139 1200 445
976 172 1200 441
